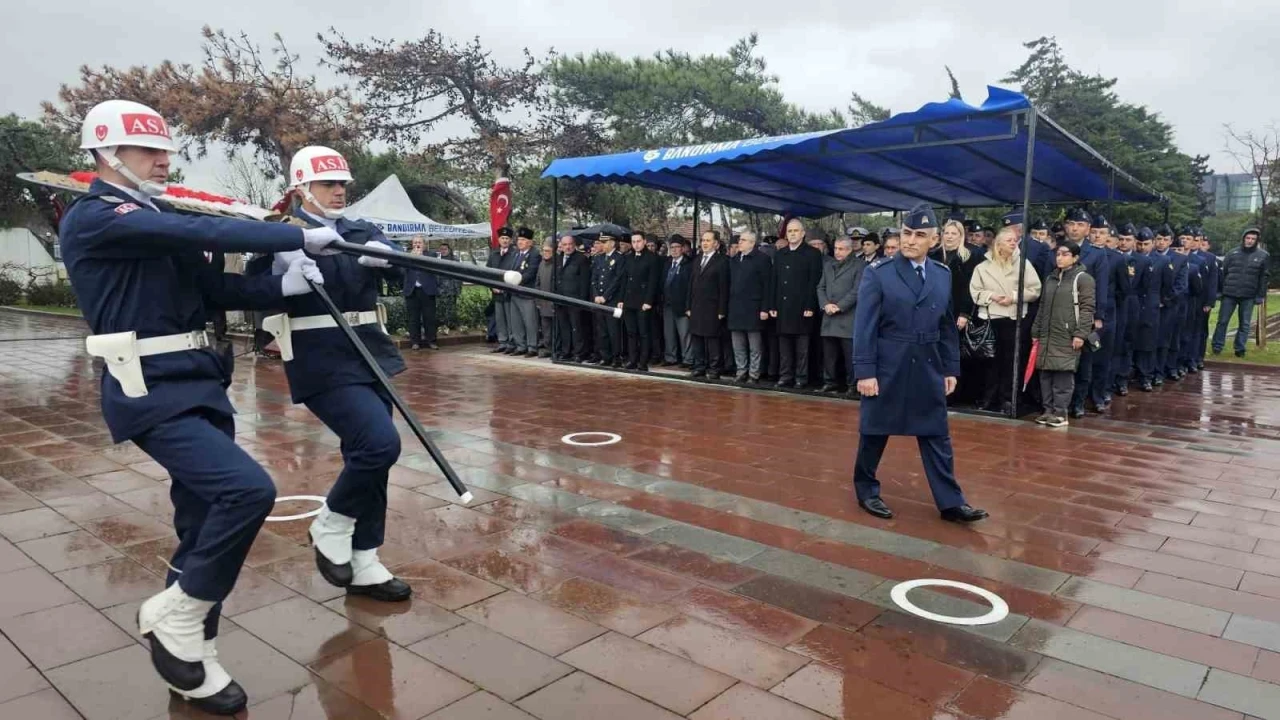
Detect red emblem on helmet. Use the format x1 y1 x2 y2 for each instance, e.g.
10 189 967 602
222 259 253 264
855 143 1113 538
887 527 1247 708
309 155 349 173
295 169 304 180
121 113 171 138
94 125 108 141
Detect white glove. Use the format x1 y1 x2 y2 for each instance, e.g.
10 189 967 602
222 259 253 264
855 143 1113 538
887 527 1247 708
357 240 395 268
281 256 323 297
302 226 343 255
272 250 305 275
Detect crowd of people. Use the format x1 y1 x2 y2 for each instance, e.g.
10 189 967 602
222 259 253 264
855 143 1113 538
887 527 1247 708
460 211 1268 426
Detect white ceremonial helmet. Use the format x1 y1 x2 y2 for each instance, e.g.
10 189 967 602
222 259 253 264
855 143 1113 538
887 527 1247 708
289 145 353 219
80 100 178 197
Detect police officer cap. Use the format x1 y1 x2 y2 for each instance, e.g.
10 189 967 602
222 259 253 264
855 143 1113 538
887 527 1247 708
964 220 982 233
845 226 868 239
882 227 901 238
1137 227 1155 241
903 204 938 231
1091 213 1109 229
516 226 535 240
1177 224 1195 238
1029 218 1048 231
1109 225 1118 237
497 226 514 238
1051 221 1064 234
1066 207 1091 223
1155 224 1173 237
1001 208 1024 227
1119 222 1137 237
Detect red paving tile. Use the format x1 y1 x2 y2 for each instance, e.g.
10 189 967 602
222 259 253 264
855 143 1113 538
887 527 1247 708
10 313 1280 717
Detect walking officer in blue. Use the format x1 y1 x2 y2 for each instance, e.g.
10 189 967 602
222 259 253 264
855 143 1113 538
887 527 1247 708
261 146 412 604
851 203 988 524
59 100 342 715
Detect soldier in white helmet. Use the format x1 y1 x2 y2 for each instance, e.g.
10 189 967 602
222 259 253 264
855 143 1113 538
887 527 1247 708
58 100 343 715
260 146 412 603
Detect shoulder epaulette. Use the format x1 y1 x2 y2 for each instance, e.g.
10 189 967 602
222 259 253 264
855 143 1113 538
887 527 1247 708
930 259 951 272
871 257 892 269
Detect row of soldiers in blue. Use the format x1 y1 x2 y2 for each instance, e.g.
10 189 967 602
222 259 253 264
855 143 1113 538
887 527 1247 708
1059 208 1222 416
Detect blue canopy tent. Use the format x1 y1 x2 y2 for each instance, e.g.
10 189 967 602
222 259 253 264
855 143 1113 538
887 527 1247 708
539 87 1164 417
541 86 1163 217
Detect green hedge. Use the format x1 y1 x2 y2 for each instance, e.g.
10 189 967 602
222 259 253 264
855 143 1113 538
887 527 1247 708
25 280 78 308
0 276 21 305
379 284 490 336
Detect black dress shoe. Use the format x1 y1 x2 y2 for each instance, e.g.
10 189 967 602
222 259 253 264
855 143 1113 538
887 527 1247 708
941 505 989 523
490 346 507 353
820 383 838 393
141 633 204 691
708 372 721 380
734 374 748 384
314 547 353 587
169 681 247 716
1235 350 1246 358
624 362 639 370
859 497 894 519
775 379 793 389
690 370 706 378
348 578 412 602
1068 407 1085 419
637 365 649 372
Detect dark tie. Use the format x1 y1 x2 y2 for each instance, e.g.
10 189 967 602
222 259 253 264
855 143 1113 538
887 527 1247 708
915 266 924 284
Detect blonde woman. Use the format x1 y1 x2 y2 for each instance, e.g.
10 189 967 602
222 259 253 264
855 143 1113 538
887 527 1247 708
937 219 982 405
970 226 1043 413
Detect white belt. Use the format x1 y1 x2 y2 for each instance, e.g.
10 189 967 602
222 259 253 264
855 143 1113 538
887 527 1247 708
84 330 210 398
262 308 386 362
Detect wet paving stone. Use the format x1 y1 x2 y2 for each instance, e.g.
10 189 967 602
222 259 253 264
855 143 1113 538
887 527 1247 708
535 577 679 637
559 632 736 715
409 622 570 702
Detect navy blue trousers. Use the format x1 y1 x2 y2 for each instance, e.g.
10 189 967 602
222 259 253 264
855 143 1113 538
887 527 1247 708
1088 324 1116 405
133 409 277 640
1134 350 1156 384
854 434 966 511
305 383 399 552
1070 344 1095 411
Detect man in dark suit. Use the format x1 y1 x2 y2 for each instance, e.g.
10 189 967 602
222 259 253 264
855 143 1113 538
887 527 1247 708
589 232 626 366
687 230 730 379
553 233 591 361
853 204 987 524
770 218 825 388
662 235 693 366
487 227 516 352
403 235 439 350
727 231 771 384
618 232 662 371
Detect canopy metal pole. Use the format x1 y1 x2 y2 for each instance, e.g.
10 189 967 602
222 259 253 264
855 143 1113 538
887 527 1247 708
1107 170 1116 218
551 178 560 363
693 196 701 245
1011 110 1038 419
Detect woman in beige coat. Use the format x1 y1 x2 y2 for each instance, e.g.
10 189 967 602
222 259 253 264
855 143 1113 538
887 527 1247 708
969 226 1043 413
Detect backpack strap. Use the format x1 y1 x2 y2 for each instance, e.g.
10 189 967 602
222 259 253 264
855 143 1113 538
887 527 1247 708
1072 270 1082 326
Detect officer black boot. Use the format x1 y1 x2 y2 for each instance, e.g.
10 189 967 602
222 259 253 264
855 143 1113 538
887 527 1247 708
346 549 411 602
167 639 248 716
137 583 214 691
309 506 356 587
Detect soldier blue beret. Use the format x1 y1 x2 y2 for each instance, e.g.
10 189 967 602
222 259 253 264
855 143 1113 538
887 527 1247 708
1119 223 1137 237
903 203 938 231
1066 207 1091 223
1138 227 1155 241
1091 214 1109 229
1001 208 1024 227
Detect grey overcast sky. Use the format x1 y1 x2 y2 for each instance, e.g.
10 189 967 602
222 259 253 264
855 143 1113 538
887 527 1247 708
7 0 1277 194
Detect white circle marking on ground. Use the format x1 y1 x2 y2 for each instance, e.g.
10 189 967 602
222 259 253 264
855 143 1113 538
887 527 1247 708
265 495 327 522
889 578 1010 626
561 432 622 447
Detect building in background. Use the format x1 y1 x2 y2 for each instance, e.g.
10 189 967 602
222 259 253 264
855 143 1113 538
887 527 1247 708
1203 173 1269 214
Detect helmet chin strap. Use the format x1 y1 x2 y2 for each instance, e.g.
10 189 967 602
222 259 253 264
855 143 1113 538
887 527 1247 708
98 147 168 198
301 183 345 219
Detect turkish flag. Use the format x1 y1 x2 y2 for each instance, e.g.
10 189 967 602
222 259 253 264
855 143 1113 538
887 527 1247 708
489 177 512 248
1023 339 1039 391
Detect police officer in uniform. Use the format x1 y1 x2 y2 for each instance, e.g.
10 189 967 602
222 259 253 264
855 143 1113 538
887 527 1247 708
1154 225 1189 382
1177 227 1207 375
1133 227 1163 391
264 146 412 605
60 101 341 715
852 204 987 524
590 231 626 366
1111 224 1147 395
1084 214 1118 413
1193 228 1219 369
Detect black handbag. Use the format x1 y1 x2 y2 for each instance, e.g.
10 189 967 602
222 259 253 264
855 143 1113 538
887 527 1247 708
961 319 996 359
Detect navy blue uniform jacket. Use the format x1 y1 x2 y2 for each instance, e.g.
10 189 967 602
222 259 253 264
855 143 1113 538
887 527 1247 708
853 255 959 437
278 210 405 403
59 180 305 442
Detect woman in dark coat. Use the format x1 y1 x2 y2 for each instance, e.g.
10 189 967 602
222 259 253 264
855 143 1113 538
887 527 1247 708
938 220 983 405
1031 240 1095 427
